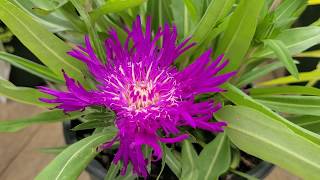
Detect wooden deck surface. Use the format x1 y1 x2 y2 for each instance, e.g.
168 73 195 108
0 102 299 180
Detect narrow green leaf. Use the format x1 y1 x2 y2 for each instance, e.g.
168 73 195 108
183 0 198 22
197 133 230 180
263 39 299 78
36 131 117 180
0 78 51 107
164 146 181 178
289 115 320 134
250 86 320 96
181 140 198 180
90 0 146 22
221 83 320 145
257 70 320 86
229 169 259 180
237 61 283 87
72 120 111 131
216 0 264 73
255 95 320 116
0 0 86 84
104 163 121 180
0 52 64 83
0 110 86 132
274 0 306 23
253 26 320 58
190 0 234 46
215 106 320 179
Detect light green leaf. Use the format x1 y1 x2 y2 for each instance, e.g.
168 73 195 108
181 140 198 180
0 0 86 85
263 39 299 78
164 146 181 178
0 78 51 107
255 95 320 116
0 52 64 83
296 49 320 58
197 133 230 180
257 70 320 86
215 106 320 179
38 146 68 155
0 110 86 132
250 86 320 96
274 0 306 23
90 0 146 22
229 169 259 180
253 26 320 58
216 0 264 73
36 131 117 180
221 83 320 145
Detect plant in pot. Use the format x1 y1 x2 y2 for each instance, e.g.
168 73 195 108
1 0 320 179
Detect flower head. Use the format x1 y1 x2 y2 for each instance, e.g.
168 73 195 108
39 16 235 177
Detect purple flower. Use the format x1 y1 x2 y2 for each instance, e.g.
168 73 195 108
39 17 235 177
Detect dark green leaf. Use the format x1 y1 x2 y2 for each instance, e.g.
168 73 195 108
164 146 181 178
72 120 111 131
289 115 320 134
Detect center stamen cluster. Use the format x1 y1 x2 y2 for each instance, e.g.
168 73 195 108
124 81 159 110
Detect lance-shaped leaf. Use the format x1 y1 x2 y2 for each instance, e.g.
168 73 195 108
0 78 51 107
36 131 117 180
0 52 64 83
0 0 86 85
263 39 299 78
216 0 264 73
197 133 231 180
250 86 320 96
0 110 86 132
181 140 199 180
215 106 320 179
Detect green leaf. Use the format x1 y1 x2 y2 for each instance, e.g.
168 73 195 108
250 86 320 96
0 52 64 83
197 133 230 180
253 26 320 58
274 0 306 23
90 0 146 22
257 70 320 86
183 0 198 22
0 78 52 107
104 163 121 180
229 169 259 180
221 83 320 145
190 0 234 47
263 39 299 78
255 95 320 116
216 0 264 73
38 146 68 155
164 146 181 178
289 115 320 134
215 106 320 179
36 131 117 180
181 140 198 180
296 49 320 58
72 120 111 131
237 61 283 87
0 110 86 132
0 0 86 85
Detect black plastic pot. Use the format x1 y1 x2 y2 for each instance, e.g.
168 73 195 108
63 121 273 180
